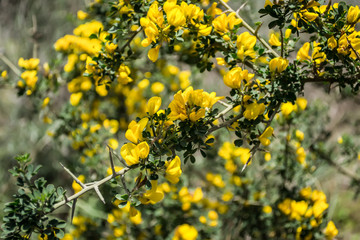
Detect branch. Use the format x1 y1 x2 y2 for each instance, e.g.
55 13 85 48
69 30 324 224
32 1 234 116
53 167 131 210
0 52 22 77
218 0 280 58
119 27 142 53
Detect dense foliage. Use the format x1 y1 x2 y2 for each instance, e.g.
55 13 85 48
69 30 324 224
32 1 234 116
1 0 360 239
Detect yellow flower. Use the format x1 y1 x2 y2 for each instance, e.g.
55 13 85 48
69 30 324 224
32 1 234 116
243 102 266 120
296 97 307 110
173 224 198 240
264 0 273 7
236 32 257 60
147 96 162 115
269 57 288 73
140 180 164 204
198 24 212 36
324 221 338 239
263 205 272 214
125 118 149 143
108 138 119 150
151 81 165 94
72 175 85 193
148 45 161 62
165 156 182 184
295 130 304 141
223 67 254 89
70 92 83 106
301 11 318 22
300 186 312 199
18 57 40 70
208 210 218 220
297 42 311 61
264 152 271 161
212 12 242 34
347 6 360 24
77 10 88 20
259 127 274 146
166 6 186 27
269 33 281 47
21 70 38 88
120 143 139 165
327 36 337 50
313 200 329 218
281 102 296 117
1 70 7 78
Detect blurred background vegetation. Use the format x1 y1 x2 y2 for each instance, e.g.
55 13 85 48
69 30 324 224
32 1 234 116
0 0 359 239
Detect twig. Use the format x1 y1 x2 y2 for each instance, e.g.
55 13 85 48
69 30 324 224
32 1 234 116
70 198 77 223
119 27 142 53
0 53 22 77
52 167 131 210
218 0 280 58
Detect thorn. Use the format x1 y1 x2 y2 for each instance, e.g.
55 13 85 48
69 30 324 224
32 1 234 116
107 145 116 176
60 163 86 189
94 186 105 204
255 22 263 36
70 198 77 224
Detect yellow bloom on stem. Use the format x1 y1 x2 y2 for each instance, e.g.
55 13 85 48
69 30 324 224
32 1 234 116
324 221 338 239
21 70 38 88
236 32 257 60
197 24 212 37
223 67 254 89
166 6 186 27
243 102 266 120
281 102 296 117
18 57 40 70
173 224 198 240
212 12 242 34
125 118 149 143
165 156 182 184
137 141 150 159
269 57 288 73
263 205 272 214
121 143 140 165
140 180 164 204
147 96 162 115
301 11 318 22
259 127 274 146
347 6 360 24
296 97 307 110
312 200 329 218
148 45 161 62
264 0 273 7
297 42 311 61
70 92 83 106
151 81 165 94
327 36 337 50
269 33 281 47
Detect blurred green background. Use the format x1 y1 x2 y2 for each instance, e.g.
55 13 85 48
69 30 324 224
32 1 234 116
0 0 359 239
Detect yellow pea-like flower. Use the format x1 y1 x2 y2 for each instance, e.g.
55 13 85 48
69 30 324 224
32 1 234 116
223 67 254 89
147 96 162 115
165 156 182 184
269 57 289 73
269 33 281 47
258 127 274 146
297 42 311 61
327 36 337 50
243 102 266 120
70 92 83 106
197 24 212 37
347 6 360 24
148 45 160 62
137 141 150 159
125 118 149 143
120 142 140 165
166 6 186 27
